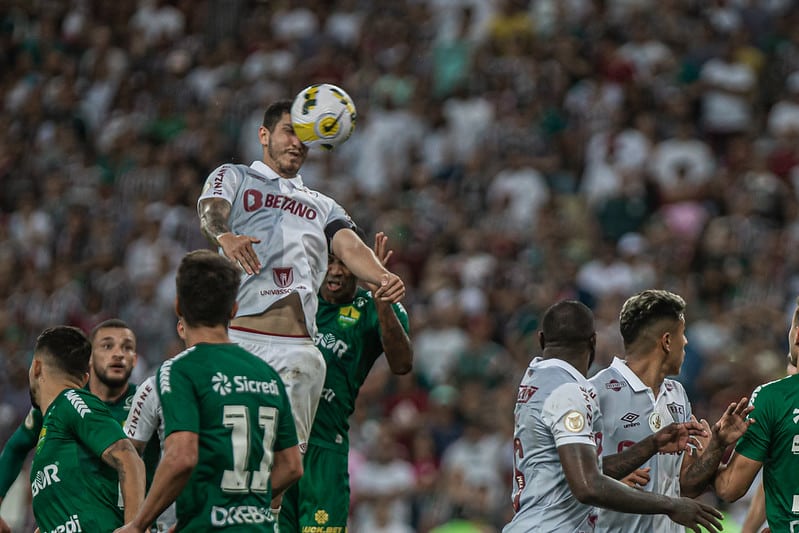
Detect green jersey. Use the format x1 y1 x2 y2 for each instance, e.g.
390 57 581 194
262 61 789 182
310 288 410 452
31 388 128 533
0 383 159 496
736 374 799 532
157 343 298 531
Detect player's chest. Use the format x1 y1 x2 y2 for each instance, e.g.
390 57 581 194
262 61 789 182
235 183 326 225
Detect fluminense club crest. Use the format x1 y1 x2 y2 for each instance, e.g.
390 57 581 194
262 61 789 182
273 267 293 288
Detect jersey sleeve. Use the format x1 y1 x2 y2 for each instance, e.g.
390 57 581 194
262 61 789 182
273 379 298 452
197 164 242 211
733 384 771 462
157 360 200 437
322 199 355 246
541 382 597 448
125 377 160 443
0 408 42 497
66 393 128 458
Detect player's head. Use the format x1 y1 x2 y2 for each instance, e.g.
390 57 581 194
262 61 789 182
89 318 137 388
539 300 596 369
619 289 687 373
321 227 365 304
788 296 799 368
29 326 91 408
259 99 308 179
176 250 241 328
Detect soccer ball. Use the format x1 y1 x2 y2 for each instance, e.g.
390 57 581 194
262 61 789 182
290 83 357 151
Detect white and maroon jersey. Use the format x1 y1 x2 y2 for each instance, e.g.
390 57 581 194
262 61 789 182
124 376 175 532
589 357 692 533
125 376 164 446
198 161 354 336
503 357 603 533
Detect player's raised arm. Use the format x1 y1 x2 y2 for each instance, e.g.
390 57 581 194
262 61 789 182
332 229 405 303
102 438 146 523
366 232 412 374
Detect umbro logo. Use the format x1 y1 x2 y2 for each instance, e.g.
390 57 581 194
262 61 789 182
621 412 640 428
793 408 799 424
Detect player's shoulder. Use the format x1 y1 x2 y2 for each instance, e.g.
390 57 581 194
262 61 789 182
752 374 799 403
58 388 109 418
663 377 687 397
588 364 622 385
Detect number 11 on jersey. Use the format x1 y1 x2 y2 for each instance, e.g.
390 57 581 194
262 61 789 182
221 405 277 493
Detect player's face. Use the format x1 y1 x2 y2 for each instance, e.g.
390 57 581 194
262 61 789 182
788 306 799 367
28 357 41 409
321 254 358 303
91 327 137 388
260 113 308 178
665 318 687 375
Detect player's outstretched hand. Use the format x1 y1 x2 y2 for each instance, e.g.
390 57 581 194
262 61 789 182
668 498 724 532
365 232 395 294
0 516 10 533
653 420 709 454
217 232 262 275
374 272 405 303
621 467 651 488
713 396 755 447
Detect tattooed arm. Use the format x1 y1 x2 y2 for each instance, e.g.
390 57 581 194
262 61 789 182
603 420 708 480
102 439 146 523
680 397 754 498
198 197 262 275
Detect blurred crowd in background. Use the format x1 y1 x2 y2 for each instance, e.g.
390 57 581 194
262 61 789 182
2 0 799 531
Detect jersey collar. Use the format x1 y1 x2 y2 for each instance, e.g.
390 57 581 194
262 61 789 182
610 356 650 393
250 160 304 187
532 357 589 384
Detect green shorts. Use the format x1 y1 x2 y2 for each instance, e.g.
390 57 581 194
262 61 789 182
280 443 350 533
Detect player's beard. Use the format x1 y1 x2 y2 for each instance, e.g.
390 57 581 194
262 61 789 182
267 141 303 177
29 387 39 410
93 361 131 389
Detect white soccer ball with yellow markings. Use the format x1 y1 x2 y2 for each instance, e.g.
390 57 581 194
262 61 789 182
290 83 357 151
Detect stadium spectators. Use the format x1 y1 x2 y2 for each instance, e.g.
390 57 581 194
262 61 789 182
2 0 799 530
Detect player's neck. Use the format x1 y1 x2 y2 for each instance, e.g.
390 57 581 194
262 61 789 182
183 325 231 347
39 379 85 413
624 355 665 395
89 377 129 403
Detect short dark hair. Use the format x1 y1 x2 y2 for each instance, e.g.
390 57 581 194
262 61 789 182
541 300 594 344
176 250 241 328
35 326 91 380
619 290 686 346
89 318 131 343
263 100 293 131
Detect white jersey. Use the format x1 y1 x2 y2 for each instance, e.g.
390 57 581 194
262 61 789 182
503 358 603 533
198 161 354 336
589 357 691 533
125 376 175 532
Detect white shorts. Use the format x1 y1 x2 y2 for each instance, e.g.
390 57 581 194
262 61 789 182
228 327 325 453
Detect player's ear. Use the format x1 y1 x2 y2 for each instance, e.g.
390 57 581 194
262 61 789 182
230 302 239 319
31 358 42 379
259 125 270 147
661 331 671 354
538 331 546 350
80 371 89 387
